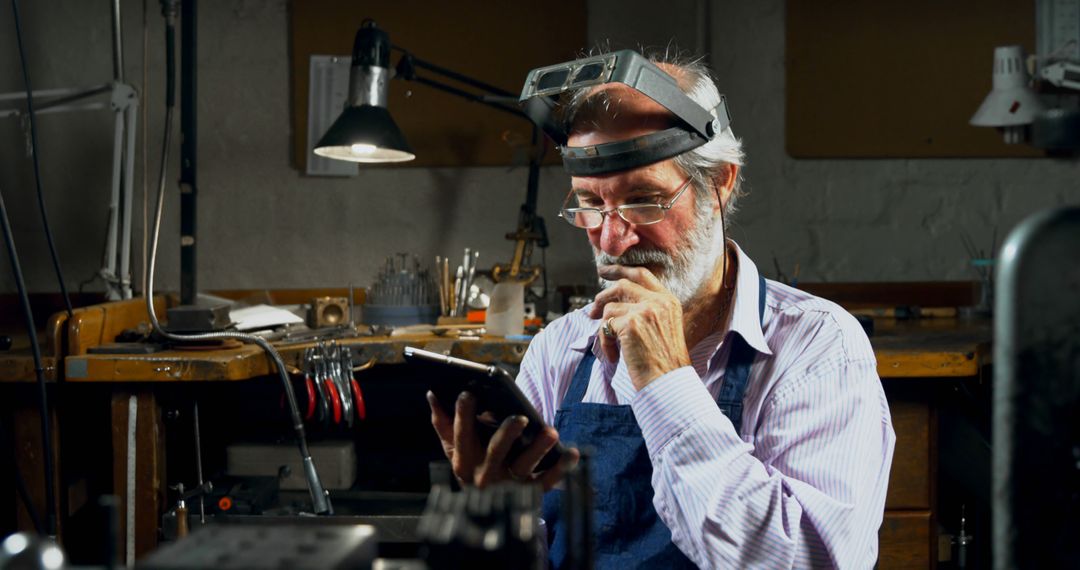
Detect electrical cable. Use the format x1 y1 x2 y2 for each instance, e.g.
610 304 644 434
143 1 331 515
0 187 56 537
11 0 74 318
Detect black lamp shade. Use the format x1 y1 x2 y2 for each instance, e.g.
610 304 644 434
313 105 415 163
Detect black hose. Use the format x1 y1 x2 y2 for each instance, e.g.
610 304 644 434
0 188 56 537
11 0 74 318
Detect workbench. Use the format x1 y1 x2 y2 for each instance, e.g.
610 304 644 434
0 287 991 568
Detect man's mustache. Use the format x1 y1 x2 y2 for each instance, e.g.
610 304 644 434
595 247 673 268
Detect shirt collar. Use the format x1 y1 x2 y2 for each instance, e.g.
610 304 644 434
727 241 773 356
566 240 773 356
570 309 599 353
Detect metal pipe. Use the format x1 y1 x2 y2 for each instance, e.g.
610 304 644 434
111 0 124 82
179 0 197 305
402 51 517 98
104 111 124 296
411 76 527 120
0 83 111 106
119 103 138 298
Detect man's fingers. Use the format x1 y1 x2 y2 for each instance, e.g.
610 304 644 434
486 416 529 461
452 392 480 483
596 306 627 362
508 426 559 476
538 447 581 491
427 391 454 443
590 279 649 318
475 415 529 487
597 264 664 292
599 326 621 362
593 302 629 341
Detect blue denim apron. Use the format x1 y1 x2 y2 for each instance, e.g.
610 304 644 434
543 276 766 569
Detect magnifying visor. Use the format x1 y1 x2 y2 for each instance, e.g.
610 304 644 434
519 50 731 175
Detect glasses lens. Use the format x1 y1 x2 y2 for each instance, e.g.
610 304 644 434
536 68 570 93
562 209 603 229
571 62 605 85
619 205 664 225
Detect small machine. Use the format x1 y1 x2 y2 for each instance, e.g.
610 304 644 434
139 520 378 570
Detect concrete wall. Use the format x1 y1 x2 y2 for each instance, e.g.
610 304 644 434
2 0 1077 298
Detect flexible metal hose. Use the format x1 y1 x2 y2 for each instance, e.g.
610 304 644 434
142 10 330 514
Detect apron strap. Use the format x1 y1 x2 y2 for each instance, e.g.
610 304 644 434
715 275 767 436
562 351 596 407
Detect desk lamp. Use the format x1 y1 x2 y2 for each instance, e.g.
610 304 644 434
970 46 1045 144
315 19 551 284
971 45 1080 150
313 21 413 162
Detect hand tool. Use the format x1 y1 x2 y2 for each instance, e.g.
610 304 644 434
310 349 330 427
345 347 369 421
453 266 464 317
302 372 316 420
436 255 446 315
193 401 206 525
465 250 479 312
443 258 451 314
323 372 342 425
328 341 353 428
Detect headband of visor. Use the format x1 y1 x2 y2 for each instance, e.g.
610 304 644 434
519 49 731 176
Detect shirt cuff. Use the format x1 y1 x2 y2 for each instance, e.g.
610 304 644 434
631 366 736 453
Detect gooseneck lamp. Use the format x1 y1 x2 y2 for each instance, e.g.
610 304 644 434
314 20 415 162
969 45 1045 144
313 19 553 286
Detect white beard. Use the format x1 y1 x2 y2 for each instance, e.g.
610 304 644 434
595 206 726 306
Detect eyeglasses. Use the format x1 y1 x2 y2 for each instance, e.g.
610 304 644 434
558 179 692 229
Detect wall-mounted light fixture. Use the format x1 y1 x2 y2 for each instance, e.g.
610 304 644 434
970 45 1045 144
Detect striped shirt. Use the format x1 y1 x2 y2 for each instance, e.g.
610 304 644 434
517 242 895 569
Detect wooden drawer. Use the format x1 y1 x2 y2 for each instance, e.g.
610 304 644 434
885 399 931 509
879 510 932 569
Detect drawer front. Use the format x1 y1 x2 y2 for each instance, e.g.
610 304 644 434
885 399 931 509
879 510 932 569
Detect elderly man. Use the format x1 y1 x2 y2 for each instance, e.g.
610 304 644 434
428 50 895 569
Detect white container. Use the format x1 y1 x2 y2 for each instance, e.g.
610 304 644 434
486 281 525 336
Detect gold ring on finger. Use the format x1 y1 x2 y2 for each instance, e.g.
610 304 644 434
602 317 616 338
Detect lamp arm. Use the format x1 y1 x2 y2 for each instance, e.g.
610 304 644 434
392 46 516 97
409 75 528 121
391 46 552 287
393 48 532 122
1040 61 1080 91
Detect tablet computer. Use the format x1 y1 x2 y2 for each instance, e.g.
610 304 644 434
404 346 566 473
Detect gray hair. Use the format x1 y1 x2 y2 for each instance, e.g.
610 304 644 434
560 49 746 225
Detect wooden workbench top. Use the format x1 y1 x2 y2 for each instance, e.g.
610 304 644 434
0 349 59 383
64 334 531 382
870 317 991 378
0 291 992 384
0 319 63 383
59 318 992 383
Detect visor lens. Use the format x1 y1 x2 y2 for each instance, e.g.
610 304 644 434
536 68 570 93
572 62 605 84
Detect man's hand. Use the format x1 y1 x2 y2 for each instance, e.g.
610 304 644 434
427 391 579 490
591 265 691 390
